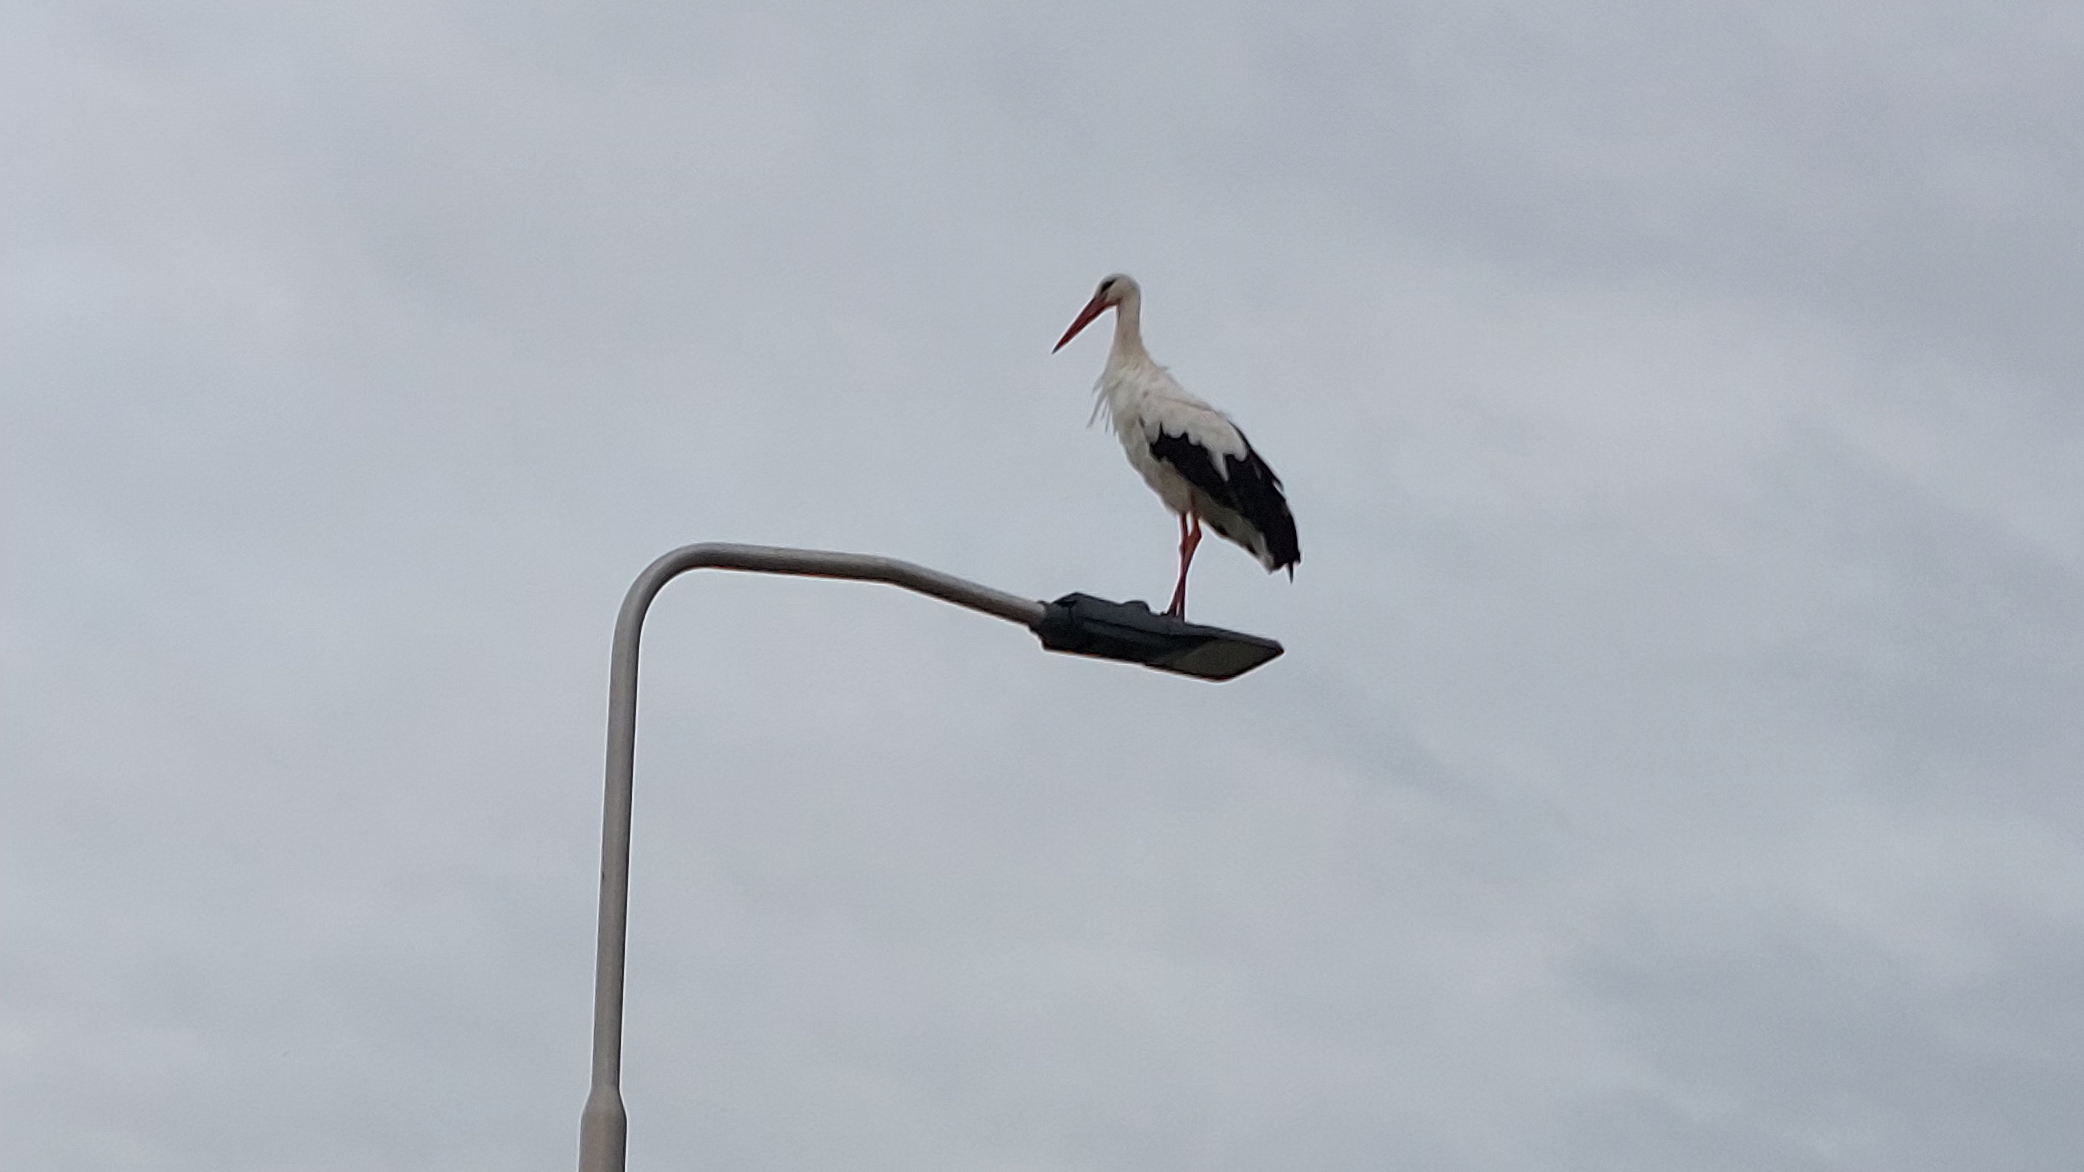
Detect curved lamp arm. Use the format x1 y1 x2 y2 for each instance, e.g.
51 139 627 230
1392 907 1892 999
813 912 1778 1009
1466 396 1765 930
579 543 1280 1171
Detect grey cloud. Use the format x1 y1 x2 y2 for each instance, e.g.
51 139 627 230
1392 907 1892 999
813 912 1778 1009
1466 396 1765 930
5 2 2079 1169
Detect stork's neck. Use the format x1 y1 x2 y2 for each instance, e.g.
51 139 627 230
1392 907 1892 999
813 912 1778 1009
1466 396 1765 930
1108 289 1151 366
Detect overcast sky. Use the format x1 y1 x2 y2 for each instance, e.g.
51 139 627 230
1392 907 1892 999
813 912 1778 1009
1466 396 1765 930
5 1 2082 1169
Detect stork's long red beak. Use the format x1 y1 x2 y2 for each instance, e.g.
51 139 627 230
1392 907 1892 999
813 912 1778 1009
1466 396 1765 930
1053 295 1109 352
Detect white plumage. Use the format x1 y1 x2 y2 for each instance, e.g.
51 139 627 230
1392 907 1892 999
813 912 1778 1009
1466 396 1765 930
1054 273 1300 618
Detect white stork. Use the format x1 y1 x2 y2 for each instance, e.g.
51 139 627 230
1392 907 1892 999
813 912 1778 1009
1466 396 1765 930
1053 273 1300 619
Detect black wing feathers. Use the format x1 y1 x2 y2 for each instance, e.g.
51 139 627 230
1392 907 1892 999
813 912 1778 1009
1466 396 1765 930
1148 431 1235 507
1149 429 1301 573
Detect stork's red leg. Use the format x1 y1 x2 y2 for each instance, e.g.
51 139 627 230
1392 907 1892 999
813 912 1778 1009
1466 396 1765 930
1166 514 1189 616
1166 514 1203 618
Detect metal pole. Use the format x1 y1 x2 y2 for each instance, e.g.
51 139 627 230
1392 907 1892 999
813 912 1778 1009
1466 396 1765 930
579 544 1047 1172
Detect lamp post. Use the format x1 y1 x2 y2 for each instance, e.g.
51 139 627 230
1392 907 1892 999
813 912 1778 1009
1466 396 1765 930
578 543 1283 1172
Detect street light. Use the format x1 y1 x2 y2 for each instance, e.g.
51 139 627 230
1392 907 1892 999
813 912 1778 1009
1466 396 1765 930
578 543 1284 1172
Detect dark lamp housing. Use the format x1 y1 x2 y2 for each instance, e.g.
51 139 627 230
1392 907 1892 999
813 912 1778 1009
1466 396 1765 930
1033 593 1284 681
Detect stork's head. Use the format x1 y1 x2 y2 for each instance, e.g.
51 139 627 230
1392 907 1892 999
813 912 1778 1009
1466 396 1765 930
1053 273 1140 352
